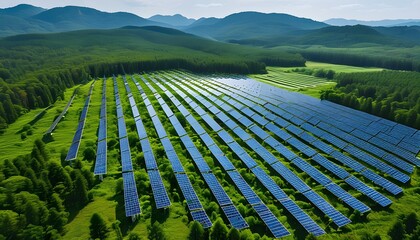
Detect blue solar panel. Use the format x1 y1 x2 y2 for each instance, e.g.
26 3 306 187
146 104 156 117
227 141 247 157
265 123 292 141
152 116 167 139
250 125 270 140
271 162 311 193
242 107 256 117
116 105 123 118
310 140 335 155
121 149 133 172
216 111 231 123
227 171 261 205
280 199 325 236
251 167 288 200
135 118 148 140
311 154 350 180
232 126 251 141
272 143 298 161
144 150 158 170
122 172 141 217
202 173 232 206
253 203 290 238
191 210 212 228
325 183 370 213
361 169 403 195
303 190 351 227
94 145 107 175
299 132 317 144
221 205 249 229
218 130 235 144
118 117 128 138
292 157 331 186
175 174 203 210
254 147 278 165
330 151 366 173
201 114 222 132
345 176 392 207
98 119 107 141
148 170 171 209
237 115 254 127
65 141 80 160
286 125 304 136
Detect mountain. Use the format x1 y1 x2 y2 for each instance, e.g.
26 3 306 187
0 5 166 37
0 4 46 18
148 14 195 26
32 6 165 31
184 11 328 41
325 18 420 27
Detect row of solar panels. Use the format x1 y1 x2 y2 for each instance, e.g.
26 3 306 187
172 75 354 228
127 76 172 210
155 76 327 236
65 82 95 161
45 94 76 135
94 77 108 175
205 76 405 197
140 75 250 230
114 76 141 218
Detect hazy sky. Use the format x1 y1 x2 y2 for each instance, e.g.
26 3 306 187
1 0 419 20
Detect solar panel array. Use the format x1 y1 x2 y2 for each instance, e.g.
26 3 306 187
187 73 403 201
123 75 171 210
65 81 95 161
94 77 107 175
150 75 324 236
164 74 357 226
139 75 250 231
114 76 141 217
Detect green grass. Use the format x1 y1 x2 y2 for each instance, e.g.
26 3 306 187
304 61 383 73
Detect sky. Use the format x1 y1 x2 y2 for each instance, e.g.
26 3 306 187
1 0 420 21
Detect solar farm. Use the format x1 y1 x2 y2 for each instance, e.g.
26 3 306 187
62 71 419 238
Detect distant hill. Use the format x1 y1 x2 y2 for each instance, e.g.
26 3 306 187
0 4 46 18
184 11 328 41
148 14 195 26
325 18 420 27
0 5 166 37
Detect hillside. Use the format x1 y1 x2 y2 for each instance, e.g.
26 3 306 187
148 14 196 26
0 5 165 37
325 18 420 27
184 11 328 40
0 26 305 127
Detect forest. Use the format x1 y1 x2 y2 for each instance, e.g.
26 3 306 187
320 71 420 129
0 27 305 130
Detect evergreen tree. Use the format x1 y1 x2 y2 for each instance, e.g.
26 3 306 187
89 213 109 240
210 218 228 240
404 212 418 235
188 221 204 240
388 221 405 240
148 221 166 240
227 228 240 240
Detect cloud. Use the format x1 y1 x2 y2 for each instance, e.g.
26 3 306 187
195 3 223 8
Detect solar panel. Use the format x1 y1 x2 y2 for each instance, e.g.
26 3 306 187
311 154 350 180
233 127 251 141
202 173 232 206
152 116 167 139
227 171 261 205
271 162 311 193
292 157 331 186
251 167 288 200
94 140 107 173
221 205 249 229
148 170 171 209
191 210 212 228
250 125 270 140
121 149 133 172
253 203 290 238
65 141 80 161
345 176 392 207
122 172 141 217
325 183 370 213
218 130 235 144
227 141 247 157
135 118 148 140
201 113 222 132
175 174 203 210
361 169 403 195
280 199 325 236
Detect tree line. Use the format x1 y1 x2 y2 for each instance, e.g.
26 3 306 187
0 139 94 239
301 51 420 72
321 71 420 129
